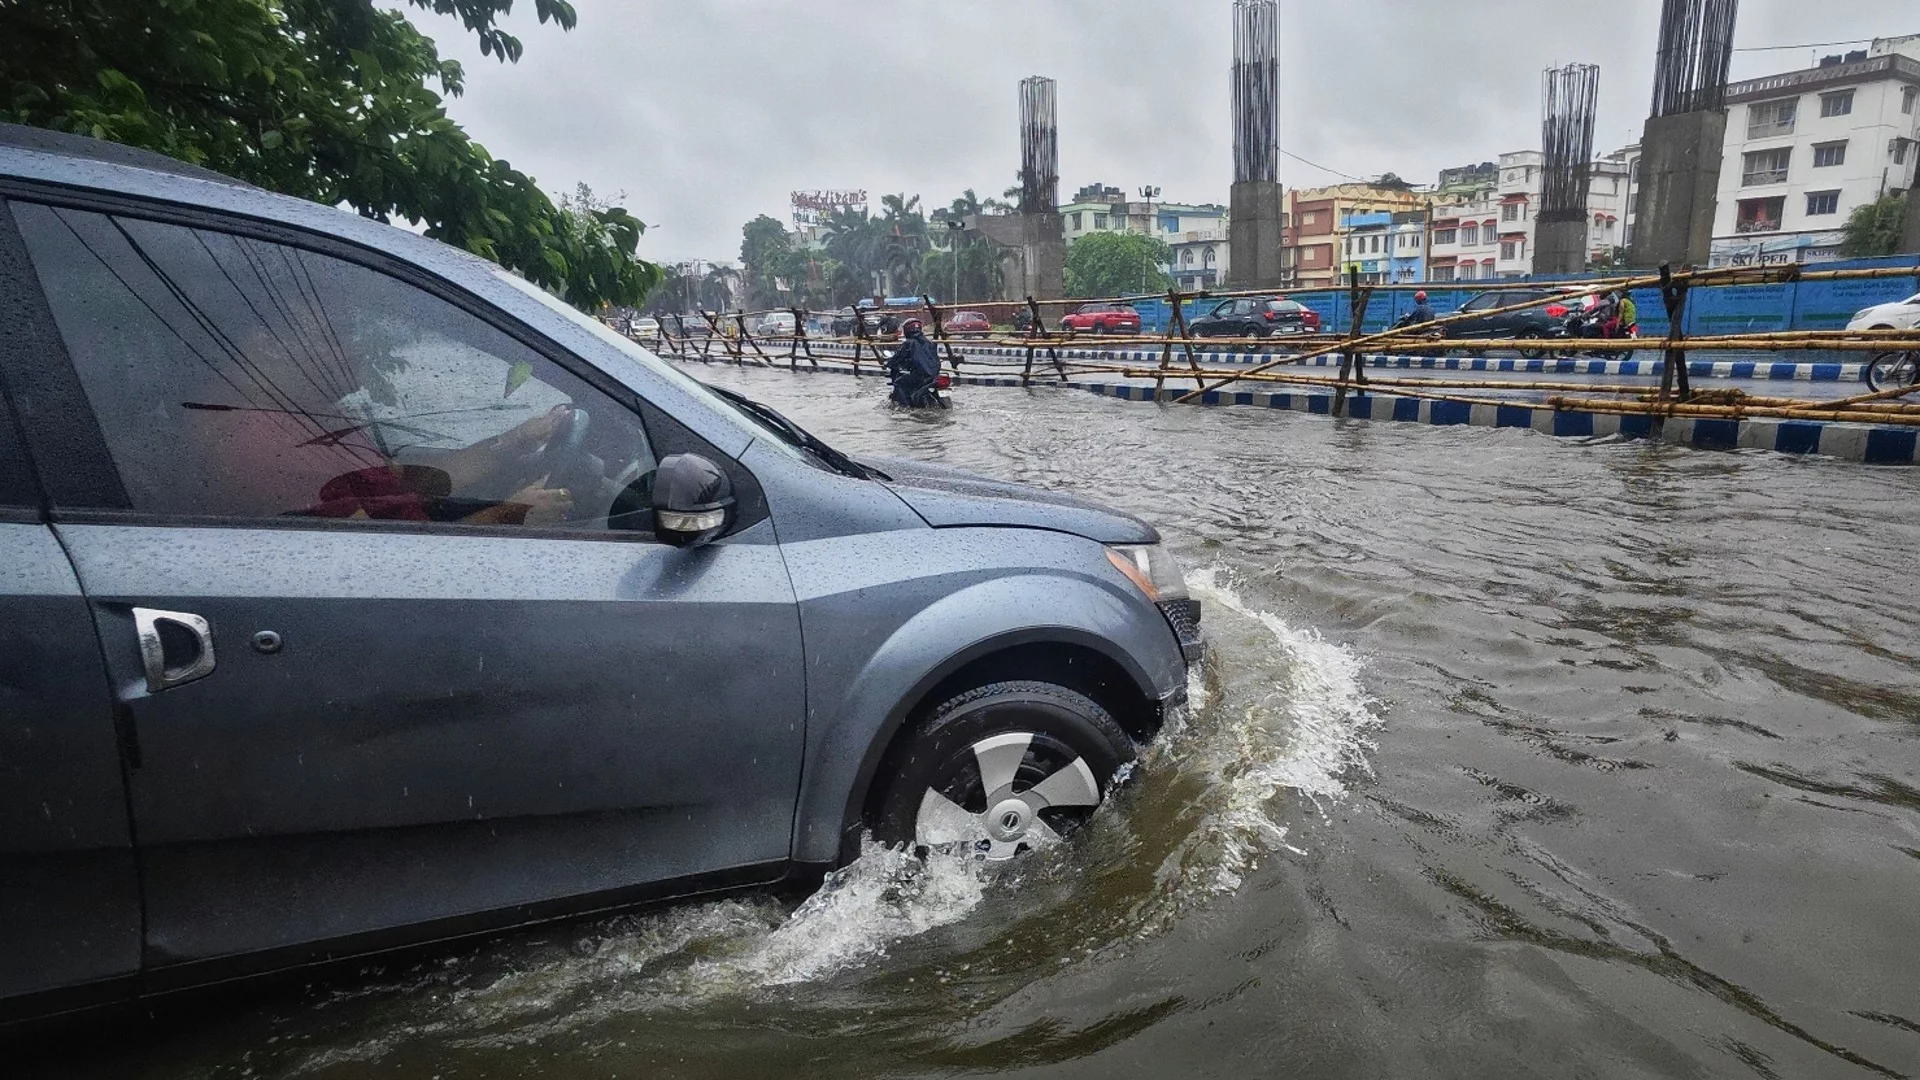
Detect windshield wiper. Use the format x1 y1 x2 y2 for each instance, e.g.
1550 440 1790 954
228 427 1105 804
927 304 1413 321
704 384 888 481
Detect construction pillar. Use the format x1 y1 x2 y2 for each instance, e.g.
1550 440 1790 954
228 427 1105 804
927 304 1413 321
1629 0 1738 269
1023 212 1065 301
1631 110 1728 269
1228 0 1283 289
1535 212 1590 275
1902 186 1920 254
1229 182 1285 289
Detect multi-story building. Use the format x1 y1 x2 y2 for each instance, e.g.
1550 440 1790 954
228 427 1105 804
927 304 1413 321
1495 150 1542 277
1428 182 1502 283
1585 153 1631 266
1169 232 1229 291
1060 182 1229 249
1386 211 1429 282
1340 212 1394 284
1284 183 1427 288
1710 36 1920 267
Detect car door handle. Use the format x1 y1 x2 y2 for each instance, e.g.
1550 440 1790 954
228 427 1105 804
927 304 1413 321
132 607 216 693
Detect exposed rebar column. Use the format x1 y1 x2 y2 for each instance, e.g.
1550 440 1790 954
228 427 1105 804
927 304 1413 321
1231 0 1279 186
1652 0 1738 117
1632 0 1739 269
1015 75 1064 300
1537 63 1600 275
1228 0 1284 289
1018 76 1058 214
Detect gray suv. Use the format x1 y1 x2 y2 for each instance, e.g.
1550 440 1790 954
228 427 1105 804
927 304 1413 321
0 125 1200 1021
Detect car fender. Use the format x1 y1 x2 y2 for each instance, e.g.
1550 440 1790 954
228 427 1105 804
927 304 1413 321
781 533 1187 865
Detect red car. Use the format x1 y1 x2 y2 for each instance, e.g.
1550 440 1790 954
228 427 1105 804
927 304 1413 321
945 310 992 338
1059 303 1141 335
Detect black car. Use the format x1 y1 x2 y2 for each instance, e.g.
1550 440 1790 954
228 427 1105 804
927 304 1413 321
1189 297 1322 338
1440 289 1572 356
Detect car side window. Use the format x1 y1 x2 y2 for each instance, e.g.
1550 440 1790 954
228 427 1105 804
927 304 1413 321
1463 294 1497 312
13 203 656 533
1208 301 1232 318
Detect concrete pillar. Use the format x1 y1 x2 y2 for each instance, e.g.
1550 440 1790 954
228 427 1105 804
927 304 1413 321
1023 212 1065 300
966 212 1062 301
1630 109 1727 270
1902 187 1920 254
1534 213 1588 275
1228 180 1285 289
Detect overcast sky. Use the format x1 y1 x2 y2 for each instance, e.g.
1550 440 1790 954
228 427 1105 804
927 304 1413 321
413 1 1915 264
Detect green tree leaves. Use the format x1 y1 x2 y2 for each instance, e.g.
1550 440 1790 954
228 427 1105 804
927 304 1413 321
1065 231 1173 298
1 0 659 311
1839 191 1910 259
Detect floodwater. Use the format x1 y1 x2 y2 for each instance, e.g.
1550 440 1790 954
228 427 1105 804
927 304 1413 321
28 362 1920 1079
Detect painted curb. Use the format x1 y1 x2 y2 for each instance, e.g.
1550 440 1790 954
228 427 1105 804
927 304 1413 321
792 341 1867 381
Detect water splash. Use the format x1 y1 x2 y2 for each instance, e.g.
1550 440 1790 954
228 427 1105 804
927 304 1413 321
1144 565 1383 895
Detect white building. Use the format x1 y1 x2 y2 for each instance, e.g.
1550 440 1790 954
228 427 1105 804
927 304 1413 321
1710 36 1920 267
1495 150 1541 276
1169 231 1229 291
1428 186 1502 283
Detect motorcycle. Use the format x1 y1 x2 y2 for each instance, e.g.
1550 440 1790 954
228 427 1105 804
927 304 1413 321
889 371 953 409
1562 306 1636 360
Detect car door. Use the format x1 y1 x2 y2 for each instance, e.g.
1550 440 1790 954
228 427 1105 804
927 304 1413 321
8 199 804 973
0 299 140 1014
1451 293 1501 339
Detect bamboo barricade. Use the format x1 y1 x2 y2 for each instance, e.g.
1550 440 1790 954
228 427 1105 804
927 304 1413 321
638 259 1920 433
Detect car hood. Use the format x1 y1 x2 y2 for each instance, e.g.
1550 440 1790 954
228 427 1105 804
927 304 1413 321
863 456 1158 544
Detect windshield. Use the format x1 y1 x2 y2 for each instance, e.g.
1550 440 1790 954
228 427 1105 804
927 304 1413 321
491 270 804 462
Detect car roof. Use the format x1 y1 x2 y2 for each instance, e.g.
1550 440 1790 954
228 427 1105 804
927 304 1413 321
0 124 763 460
0 122 258 188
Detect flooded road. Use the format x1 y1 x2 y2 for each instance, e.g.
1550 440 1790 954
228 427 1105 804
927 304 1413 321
33 363 1920 1079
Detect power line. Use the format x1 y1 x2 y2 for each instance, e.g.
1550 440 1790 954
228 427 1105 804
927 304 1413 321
1278 148 1367 183
1733 38 1871 52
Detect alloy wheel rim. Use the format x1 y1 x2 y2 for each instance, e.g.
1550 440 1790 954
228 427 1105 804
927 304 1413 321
913 731 1102 861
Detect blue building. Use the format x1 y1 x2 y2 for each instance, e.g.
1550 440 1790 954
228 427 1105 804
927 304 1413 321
1386 211 1429 283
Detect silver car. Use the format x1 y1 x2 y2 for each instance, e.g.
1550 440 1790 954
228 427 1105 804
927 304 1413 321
0 124 1201 1022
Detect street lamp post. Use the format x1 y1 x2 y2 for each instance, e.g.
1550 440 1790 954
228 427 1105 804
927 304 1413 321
1139 185 1162 291
945 219 964 305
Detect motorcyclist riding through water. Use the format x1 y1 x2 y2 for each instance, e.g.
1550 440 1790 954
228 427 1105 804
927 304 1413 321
1392 290 1435 330
886 319 948 408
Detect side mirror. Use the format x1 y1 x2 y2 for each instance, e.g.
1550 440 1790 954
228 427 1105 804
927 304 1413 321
652 453 735 548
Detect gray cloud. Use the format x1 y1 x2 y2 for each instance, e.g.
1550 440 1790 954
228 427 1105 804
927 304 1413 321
413 0 1912 263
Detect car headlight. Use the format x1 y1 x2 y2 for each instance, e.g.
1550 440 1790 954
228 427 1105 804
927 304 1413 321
1105 544 1190 602
1107 544 1204 663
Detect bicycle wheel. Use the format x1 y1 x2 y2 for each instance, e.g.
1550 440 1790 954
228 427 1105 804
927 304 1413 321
1865 351 1920 393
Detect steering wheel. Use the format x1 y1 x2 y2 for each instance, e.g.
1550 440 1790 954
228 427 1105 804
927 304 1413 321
530 405 591 480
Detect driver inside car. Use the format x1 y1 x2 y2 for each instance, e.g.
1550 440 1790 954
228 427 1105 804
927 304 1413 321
300 402 579 526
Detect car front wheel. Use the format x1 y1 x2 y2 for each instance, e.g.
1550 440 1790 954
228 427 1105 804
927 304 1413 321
872 681 1135 861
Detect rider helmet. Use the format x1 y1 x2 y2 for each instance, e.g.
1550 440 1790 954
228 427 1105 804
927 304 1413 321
902 318 924 335
1414 290 1428 302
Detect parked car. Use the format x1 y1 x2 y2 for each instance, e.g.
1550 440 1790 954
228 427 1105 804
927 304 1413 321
1189 297 1322 338
1059 303 1141 335
945 310 992 338
629 316 660 338
1846 292 1920 331
755 311 798 337
0 123 1202 1022
1440 288 1572 357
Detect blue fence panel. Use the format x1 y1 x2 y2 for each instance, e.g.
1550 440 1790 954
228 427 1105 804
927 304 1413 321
1797 272 1917 329
1684 282 1793 336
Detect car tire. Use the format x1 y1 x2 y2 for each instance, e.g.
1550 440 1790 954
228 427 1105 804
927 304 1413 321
871 681 1136 861
1093 321 1108 335
1515 330 1545 360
